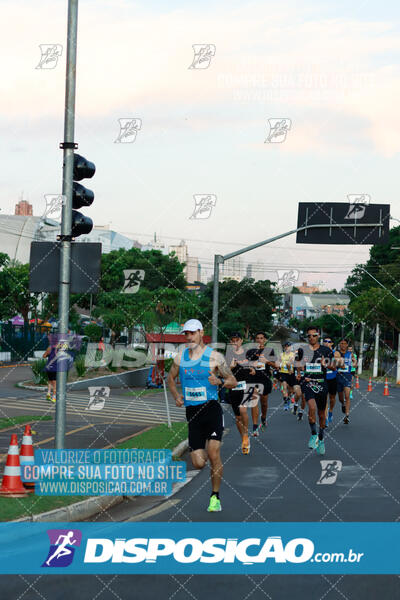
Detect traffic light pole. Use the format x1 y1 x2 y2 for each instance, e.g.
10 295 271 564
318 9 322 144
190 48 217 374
56 0 79 448
211 222 384 344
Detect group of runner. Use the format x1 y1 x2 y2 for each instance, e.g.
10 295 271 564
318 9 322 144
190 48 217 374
167 319 357 513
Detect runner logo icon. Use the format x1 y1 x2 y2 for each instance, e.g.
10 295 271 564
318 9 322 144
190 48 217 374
317 460 342 485
42 529 82 567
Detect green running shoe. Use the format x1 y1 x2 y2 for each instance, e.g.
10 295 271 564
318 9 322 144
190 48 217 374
207 494 222 512
316 440 325 455
308 434 318 449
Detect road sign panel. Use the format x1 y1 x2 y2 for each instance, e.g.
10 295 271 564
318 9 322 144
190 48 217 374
29 242 101 293
296 202 390 244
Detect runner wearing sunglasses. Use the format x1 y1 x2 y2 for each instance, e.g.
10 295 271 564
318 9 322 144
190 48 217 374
295 325 334 455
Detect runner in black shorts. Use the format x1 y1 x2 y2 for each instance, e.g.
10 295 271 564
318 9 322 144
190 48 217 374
246 332 275 434
168 319 237 513
277 342 296 411
295 325 333 455
226 332 256 454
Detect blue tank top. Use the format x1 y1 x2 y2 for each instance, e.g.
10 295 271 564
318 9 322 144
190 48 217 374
338 351 352 374
179 346 218 407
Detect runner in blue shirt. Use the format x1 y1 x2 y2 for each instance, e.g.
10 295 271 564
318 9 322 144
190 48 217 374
168 319 237 512
336 338 356 424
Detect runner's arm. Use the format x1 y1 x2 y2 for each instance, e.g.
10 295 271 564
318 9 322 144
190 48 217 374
167 357 184 406
211 352 237 389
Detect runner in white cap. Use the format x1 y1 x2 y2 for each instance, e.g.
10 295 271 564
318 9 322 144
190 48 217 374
168 319 237 512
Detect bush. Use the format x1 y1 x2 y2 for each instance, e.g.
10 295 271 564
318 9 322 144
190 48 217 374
74 355 87 378
31 359 48 385
83 323 103 342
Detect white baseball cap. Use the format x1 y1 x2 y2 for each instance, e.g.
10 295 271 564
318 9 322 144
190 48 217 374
181 319 203 333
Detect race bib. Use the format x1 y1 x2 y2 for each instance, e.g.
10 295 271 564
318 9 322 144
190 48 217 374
255 363 265 370
233 380 246 391
305 363 322 374
185 387 207 402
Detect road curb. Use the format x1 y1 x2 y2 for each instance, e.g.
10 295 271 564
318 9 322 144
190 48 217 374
11 438 189 522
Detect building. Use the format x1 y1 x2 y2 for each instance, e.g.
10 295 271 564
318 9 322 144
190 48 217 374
222 256 243 281
0 214 59 264
15 199 33 216
141 233 168 255
298 281 323 294
0 213 140 264
169 240 200 283
289 293 350 319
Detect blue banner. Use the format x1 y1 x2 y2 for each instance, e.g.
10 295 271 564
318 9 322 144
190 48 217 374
0 523 399 574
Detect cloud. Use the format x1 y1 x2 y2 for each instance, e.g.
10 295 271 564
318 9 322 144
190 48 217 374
1 0 400 157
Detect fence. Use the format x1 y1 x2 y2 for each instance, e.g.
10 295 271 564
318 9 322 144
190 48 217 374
0 323 54 362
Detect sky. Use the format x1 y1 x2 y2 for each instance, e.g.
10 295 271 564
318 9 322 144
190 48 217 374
1 0 400 289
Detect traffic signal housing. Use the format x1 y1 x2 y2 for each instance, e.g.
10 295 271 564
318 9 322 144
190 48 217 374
71 153 95 237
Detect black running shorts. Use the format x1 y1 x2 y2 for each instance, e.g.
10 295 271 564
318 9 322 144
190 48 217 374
228 389 245 416
301 380 328 410
185 400 224 451
247 373 272 396
327 378 337 395
279 372 296 387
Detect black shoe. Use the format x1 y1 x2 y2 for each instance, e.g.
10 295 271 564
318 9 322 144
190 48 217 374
297 411 303 422
343 415 349 424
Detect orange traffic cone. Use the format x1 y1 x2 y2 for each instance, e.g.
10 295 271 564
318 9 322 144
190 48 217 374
20 425 35 491
383 378 390 396
355 376 360 390
273 380 277 390
367 377 373 392
0 434 29 497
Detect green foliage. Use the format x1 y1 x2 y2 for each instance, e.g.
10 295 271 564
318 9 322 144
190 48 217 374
99 247 186 293
0 262 38 322
31 359 48 385
350 288 400 331
199 278 278 340
74 355 87 378
345 226 400 332
83 323 103 342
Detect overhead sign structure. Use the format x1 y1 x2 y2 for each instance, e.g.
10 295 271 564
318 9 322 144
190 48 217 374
296 202 390 245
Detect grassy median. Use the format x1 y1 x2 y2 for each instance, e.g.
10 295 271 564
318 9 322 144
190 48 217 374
0 421 188 522
0 415 52 431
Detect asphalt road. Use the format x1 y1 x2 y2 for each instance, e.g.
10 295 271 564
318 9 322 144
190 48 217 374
0 366 184 467
0 378 398 598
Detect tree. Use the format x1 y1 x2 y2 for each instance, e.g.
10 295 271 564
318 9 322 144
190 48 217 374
0 262 38 323
345 226 400 334
99 248 186 294
350 288 400 332
199 278 278 340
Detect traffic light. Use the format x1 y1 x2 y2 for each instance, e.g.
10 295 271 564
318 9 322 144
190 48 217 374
71 153 95 237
